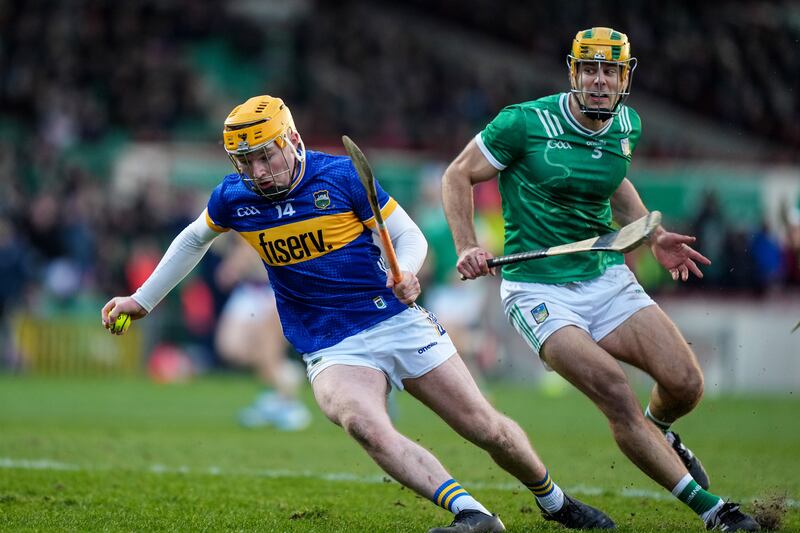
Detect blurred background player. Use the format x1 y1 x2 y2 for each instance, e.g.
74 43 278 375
417 169 502 388
213 236 310 430
785 193 800 271
102 95 618 532
785 192 800 326
442 27 760 531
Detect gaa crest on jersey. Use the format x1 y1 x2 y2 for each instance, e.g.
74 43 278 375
531 303 549 324
620 137 631 156
373 296 387 309
313 190 331 209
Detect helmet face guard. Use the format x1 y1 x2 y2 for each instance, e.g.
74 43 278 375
567 27 637 122
227 134 304 200
222 96 305 200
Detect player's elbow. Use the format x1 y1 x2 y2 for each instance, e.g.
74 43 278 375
396 226 428 273
413 226 428 256
442 157 469 188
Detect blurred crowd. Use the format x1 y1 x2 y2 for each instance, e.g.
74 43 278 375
1 1 799 371
297 0 800 161
0 0 266 358
0 1 269 146
4 1 798 163
632 191 800 294
401 0 800 160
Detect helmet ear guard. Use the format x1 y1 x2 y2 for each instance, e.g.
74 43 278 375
222 96 305 200
566 27 637 121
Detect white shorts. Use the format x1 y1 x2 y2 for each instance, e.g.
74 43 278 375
500 264 656 359
303 305 456 391
424 285 484 326
221 283 276 320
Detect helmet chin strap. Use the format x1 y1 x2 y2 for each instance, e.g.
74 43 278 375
575 87 620 122
579 106 614 122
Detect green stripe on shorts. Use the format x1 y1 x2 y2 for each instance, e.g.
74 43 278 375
510 304 541 351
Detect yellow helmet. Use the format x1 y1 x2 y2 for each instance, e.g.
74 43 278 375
566 27 637 121
222 95 305 199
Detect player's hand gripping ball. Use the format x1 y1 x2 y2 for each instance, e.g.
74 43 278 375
112 313 131 334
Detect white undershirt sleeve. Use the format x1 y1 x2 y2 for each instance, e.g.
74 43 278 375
378 203 427 275
131 211 221 312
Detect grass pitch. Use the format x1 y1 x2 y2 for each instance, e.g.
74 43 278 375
0 375 797 532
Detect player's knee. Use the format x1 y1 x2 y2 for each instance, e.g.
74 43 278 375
673 366 704 407
492 416 525 452
471 418 505 448
470 412 520 453
597 379 641 424
341 413 391 452
450 403 502 444
661 363 704 406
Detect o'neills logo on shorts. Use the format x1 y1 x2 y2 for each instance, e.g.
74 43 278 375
417 342 438 355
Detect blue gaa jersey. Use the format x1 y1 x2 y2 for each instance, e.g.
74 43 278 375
205 150 407 354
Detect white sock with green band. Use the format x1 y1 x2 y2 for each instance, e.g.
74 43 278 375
671 473 723 522
644 404 672 434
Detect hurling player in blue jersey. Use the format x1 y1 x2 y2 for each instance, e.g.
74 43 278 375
102 95 616 532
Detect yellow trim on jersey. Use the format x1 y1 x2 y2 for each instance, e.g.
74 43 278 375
239 211 365 266
362 197 399 229
285 153 308 195
205 209 230 233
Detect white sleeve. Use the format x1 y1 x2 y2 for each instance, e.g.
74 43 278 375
380 204 427 274
131 211 221 312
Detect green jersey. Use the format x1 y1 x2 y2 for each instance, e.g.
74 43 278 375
478 93 642 283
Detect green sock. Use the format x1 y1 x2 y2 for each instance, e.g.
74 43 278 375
671 474 721 516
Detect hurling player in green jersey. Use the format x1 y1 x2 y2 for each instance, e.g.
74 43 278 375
442 27 760 532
